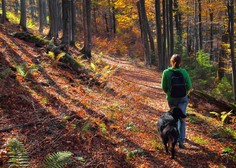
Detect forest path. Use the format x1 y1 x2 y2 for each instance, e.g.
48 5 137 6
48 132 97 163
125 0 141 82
0 23 235 168
97 55 236 168
102 55 169 109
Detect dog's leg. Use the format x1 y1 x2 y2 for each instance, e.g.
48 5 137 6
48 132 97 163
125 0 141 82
164 143 169 154
171 140 177 159
163 139 169 154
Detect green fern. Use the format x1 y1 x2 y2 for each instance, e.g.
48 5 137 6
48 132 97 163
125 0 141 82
42 151 73 168
11 59 38 78
6 138 29 167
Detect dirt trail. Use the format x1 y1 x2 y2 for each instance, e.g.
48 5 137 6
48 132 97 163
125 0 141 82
0 24 235 168
99 56 236 168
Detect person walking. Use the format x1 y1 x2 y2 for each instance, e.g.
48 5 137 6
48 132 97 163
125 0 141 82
161 54 192 148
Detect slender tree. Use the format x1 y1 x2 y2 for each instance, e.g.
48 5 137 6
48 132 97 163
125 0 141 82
174 0 180 38
81 0 92 59
111 0 116 35
228 0 236 102
1 0 6 23
194 0 199 55
62 0 71 46
137 0 151 68
186 1 192 56
198 0 202 50
108 0 114 37
71 0 77 46
155 0 164 70
20 0 27 31
165 0 170 59
209 1 214 59
48 0 60 38
15 0 19 15
29 0 36 22
38 0 47 32
218 33 228 80
174 0 183 55
169 0 174 57
162 0 167 66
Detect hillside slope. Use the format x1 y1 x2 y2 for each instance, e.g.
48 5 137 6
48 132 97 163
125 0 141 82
0 23 235 168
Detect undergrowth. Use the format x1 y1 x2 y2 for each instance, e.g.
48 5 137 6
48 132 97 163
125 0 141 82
182 50 233 102
6 11 38 30
5 138 74 168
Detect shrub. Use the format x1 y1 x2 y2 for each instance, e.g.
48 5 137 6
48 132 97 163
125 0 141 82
211 76 234 101
183 51 216 91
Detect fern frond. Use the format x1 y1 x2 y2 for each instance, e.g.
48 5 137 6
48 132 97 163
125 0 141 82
15 61 27 77
42 151 73 168
6 138 29 167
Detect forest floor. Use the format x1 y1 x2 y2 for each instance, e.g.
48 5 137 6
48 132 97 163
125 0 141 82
0 22 236 168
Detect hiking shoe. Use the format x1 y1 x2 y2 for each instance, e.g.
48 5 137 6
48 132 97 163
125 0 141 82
179 143 185 149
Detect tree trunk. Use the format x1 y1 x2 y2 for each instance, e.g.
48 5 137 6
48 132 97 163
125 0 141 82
108 0 114 37
38 0 47 32
155 0 164 70
62 0 71 46
137 0 151 68
186 1 192 57
81 0 92 59
194 0 199 56
166 0 170 60
169 0 174 57
174 0 183 55
198 0 203 50
210 11 214 60
48 0 60 39
190 90 236 113
92 3 98 34
145 11 155 65
71 0 76 46
112 2 116 35
218 34 228 80
162 0 167 67
30 0 36 22
15 0 19 15
1 0 6 23
20 0 27 31
228 0 236 102
43 0 47 24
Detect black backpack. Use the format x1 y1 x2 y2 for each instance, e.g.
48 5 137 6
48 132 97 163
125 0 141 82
170 71 186 98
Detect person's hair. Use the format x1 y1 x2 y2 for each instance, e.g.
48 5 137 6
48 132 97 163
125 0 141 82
170 54 181 68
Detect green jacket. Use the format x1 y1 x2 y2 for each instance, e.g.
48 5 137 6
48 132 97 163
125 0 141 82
161 67 192 100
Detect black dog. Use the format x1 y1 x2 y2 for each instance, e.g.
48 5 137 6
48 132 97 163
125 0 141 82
157 107 186 159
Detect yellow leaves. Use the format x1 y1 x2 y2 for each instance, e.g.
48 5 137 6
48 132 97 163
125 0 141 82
90 60 115 83
90 62 97 73
109 125 120 129
47 51 55 59
210 110 233 125
56 52 66 62
116 15 136 29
